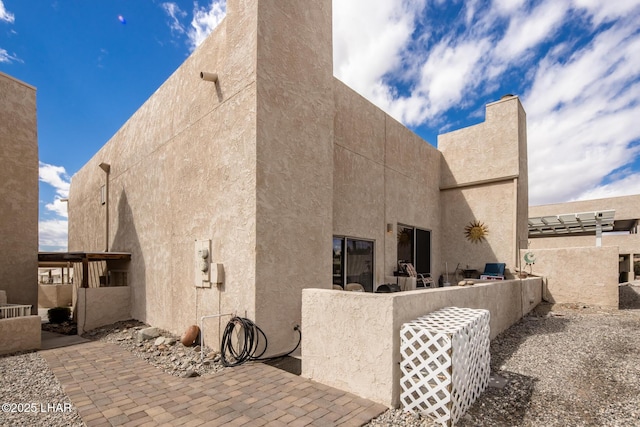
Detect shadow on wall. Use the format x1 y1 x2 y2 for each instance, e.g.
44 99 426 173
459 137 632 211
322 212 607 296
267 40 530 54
439 159 508 280
110 189 146 322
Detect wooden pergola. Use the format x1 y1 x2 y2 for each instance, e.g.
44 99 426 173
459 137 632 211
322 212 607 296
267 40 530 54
38 252 131 288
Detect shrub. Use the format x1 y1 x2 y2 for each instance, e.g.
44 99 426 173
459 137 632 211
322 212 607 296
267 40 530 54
48 306 71 324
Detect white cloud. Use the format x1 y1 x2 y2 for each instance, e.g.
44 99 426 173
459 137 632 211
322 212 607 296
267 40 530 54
333 0 424 97
39 219 68 252
45 198 69 219
494 0 570 62
161 1 226 51
0 0 14 23
39 162 71 250
492 0 526 16
161 2 187 35
0 48 17 63
39 162 70 198
188 1 226 50
574 172 640 201
412 37 491 123
523 12 640 204
572 0 640 26
0 2 17 64
333 0 440 128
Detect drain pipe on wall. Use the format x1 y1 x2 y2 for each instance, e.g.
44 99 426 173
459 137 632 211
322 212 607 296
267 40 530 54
200 312 235 364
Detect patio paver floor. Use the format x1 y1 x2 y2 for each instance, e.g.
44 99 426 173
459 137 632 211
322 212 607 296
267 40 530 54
41 341 386 426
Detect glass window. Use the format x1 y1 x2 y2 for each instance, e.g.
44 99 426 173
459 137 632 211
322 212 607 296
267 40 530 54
333 237 344 287
415 228 431 275
397 225 431 275
397 225 414 265
333 236 374 292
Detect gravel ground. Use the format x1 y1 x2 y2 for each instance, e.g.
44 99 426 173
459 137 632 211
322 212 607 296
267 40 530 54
368 295 640 426
0 352 84 427
2 286 640 427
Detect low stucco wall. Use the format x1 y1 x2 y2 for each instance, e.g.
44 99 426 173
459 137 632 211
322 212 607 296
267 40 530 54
38 284 73 308
301 278 542 407
77 287 131 334
530 246 619 307
0 315 41 355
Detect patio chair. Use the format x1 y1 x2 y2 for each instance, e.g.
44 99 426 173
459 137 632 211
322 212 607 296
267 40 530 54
345 283 365 292
398 261 434 288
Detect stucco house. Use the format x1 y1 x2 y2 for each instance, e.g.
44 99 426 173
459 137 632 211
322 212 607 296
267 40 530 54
0 71 41 354
527 195 640 307
0 71 38 311
68 0 529 354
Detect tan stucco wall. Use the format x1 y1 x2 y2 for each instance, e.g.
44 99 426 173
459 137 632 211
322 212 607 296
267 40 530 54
69 0 335 353
0 72 38 312
253 0 335 353
0 290 6 305
332 81 442 281
529 195 639 270
0 316 41 355
439 96 523 186
529 233 640 255
530 246 619 307
439 96 528 275
530 194 640 220
440 181 517 274
76 287 131 334
302 278 542 407
69 2 259 346
38 284 73 308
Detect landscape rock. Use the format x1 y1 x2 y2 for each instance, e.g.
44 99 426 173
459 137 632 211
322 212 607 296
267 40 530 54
181 370 200 378
137 327 160 341
180 325 200 346
79 320 224 378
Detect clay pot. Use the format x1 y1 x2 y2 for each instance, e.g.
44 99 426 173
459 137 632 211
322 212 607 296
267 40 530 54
181 325 200 346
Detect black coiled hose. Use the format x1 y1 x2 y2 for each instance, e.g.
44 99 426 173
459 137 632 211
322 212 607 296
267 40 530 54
220 317 302 367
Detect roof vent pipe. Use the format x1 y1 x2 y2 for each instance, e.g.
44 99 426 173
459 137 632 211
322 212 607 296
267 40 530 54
200 71 218 83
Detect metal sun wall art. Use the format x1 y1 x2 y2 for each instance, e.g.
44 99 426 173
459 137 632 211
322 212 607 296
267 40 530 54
464 220 488 243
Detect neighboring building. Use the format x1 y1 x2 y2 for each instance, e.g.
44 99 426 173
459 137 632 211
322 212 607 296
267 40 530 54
529 194 640 282
68 1 528 353
0 72 39 312
38 266 74 284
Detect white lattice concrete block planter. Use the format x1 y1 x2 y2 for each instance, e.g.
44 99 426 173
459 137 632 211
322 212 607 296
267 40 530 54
400 306 490 426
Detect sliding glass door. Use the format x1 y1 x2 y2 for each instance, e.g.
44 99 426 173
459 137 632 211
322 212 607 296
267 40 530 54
333 236 374 292
397 225 431 275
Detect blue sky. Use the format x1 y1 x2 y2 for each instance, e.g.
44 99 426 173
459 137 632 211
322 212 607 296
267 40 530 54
1 0 639 251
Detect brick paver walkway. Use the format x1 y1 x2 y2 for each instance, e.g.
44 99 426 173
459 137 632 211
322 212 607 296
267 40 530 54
41 341 386 426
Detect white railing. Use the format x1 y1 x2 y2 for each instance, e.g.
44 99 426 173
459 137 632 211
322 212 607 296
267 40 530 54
0 304 32 319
